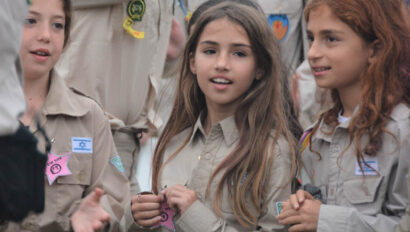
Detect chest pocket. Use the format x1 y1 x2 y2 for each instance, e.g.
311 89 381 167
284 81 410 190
343 176 384 204
56 153 92 185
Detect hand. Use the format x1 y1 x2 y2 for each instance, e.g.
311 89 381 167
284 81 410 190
289 190 314 210
132 193 163 227
71 188 110 232
162 184 197 215
166 18 185 61
291 73 301 115
277 197 321 232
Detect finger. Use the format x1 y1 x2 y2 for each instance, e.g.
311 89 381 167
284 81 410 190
132 202 162 213
289 194 300 209
91 188 104 203
278 215 302 226
134 209 162 220
297 189 314 200
136 216 162 227
92 221 103 231
132 194 162 205
277 206 298 220
288 223 310 232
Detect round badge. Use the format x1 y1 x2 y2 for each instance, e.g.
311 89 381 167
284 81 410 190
127 0 146 22
268 14 289 41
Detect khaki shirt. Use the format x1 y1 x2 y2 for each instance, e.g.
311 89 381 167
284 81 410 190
0 0 27 135
1 72 130 231
300 104 410 232
55 0 173 131
125 116 292 231
396 162 410 232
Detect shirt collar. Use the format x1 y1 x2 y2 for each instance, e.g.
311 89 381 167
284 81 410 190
189 113 239 146
41 70 89 117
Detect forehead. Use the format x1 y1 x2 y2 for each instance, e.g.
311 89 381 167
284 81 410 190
29 0 65 18
307 5 351 32
198 18 250 44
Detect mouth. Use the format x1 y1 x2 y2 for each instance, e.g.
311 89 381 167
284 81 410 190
311 66 331 75
30 49 50 57
210 77 232 85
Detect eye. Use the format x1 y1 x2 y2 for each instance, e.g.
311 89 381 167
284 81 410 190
307 34 314 43
24 18 36 25
203 49 216 55
233 51 246 57
326 36 337 42
52 22 64 30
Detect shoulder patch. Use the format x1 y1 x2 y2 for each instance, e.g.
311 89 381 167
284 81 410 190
111 155 125 173
299 128 313 153
268 14 289 41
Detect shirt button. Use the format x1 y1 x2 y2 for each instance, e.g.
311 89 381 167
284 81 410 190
204 153 212 159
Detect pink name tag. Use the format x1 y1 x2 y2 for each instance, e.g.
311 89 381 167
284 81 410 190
153 201 176 231
45 153 72 185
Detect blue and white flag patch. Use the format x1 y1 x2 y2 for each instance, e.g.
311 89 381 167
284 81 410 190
111 155 124 173
355 157 378 176
72 137 93 154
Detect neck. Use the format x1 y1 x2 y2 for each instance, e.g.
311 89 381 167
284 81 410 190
20 72 50 125
204 102 237 135
338 84 361 117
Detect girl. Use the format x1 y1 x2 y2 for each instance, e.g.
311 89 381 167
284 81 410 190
278 0 410 231
3 0 130 231
128 2 298 231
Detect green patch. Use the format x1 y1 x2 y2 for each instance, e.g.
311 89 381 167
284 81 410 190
111 155 124 173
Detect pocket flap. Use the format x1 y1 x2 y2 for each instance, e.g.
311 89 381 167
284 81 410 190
343 176 383 204
56 153 92 185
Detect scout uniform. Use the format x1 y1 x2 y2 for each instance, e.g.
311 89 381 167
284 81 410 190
300 104 410 232
0 0 27 135
125 116 292 231
54 0 174 195
0 72 130 231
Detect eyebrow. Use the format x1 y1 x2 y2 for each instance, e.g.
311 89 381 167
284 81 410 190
28 10 65 20
199 40 252 48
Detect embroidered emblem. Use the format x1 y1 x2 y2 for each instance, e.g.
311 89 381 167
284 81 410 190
45 153 72 185
111 155 125 173
27 0 32 5
153 201 176 231
72 137 93 154
268 14 289 41
276 202 283 215
127 0 146 22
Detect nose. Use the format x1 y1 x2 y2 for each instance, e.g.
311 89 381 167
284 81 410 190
215 51 229 72
307 40 322 61
37 22 51 43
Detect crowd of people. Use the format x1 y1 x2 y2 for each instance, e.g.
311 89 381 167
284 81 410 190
0 0 409 231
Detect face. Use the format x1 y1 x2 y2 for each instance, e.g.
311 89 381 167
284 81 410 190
306 4 374 92
20 0 66 80
190 18 258 113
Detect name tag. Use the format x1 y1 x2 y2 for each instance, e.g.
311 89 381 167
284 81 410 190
355 157 378 176
72 137 93 153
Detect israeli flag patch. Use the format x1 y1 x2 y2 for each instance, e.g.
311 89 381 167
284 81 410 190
72 137 93 153
111 155 124 173
355 157 378 176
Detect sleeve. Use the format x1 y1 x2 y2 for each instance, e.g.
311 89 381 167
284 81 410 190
85 103 130 231
175 137 292 232
0 0 27 135
317 118 410 232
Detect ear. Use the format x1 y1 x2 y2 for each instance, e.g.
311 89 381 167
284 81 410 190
255 69 263 80
189 52 197 75
368 39 381 64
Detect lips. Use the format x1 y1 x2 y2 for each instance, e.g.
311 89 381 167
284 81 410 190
311 66 331 76
210 77 232 85
30 48 51 62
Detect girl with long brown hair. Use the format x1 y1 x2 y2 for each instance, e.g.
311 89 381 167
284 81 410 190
129 1 298 231
278 0 410 231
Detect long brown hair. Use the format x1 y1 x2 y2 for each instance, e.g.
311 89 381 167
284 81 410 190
152 2 297 227
305 0 410 161
62 0 71 46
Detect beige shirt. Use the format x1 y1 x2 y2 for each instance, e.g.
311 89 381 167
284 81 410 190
125 116 292 231
300 103 410 232
1 72 130 231
0 0 27 135
55 0 174 131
